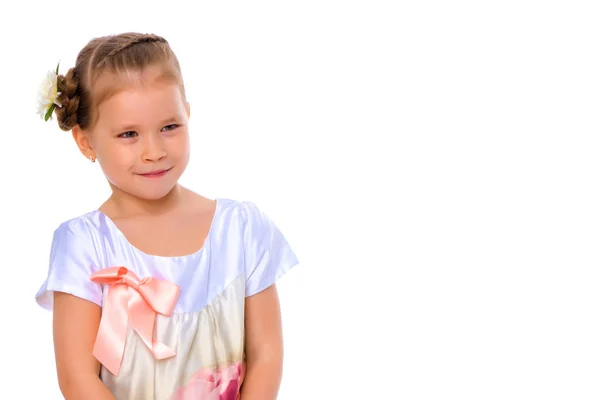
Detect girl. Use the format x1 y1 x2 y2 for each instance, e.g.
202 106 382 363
34 32 299 400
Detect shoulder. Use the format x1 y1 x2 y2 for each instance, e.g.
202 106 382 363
238 200 264 223
47 211 109 272
220 199 271 236
227 199 286 246
36 212 106 310
50 211 106 254
52 213 94 239
212 197 264 224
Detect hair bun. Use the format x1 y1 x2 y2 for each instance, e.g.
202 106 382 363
55 68 80 131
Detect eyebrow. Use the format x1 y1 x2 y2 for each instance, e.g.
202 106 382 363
116 117 180 131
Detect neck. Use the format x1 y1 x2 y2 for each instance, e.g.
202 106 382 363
105 184 187 219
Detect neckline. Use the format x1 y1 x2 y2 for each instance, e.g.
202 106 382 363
94 198 222 260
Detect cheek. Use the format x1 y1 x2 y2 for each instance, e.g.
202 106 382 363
99 144 136 170
169 132 190 158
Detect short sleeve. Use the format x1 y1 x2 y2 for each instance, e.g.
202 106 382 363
242 201 300 297
35 218 103 310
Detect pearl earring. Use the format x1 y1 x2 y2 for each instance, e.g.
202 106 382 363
89 154 96 163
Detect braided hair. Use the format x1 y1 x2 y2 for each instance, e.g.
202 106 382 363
99 33 167 63
51 32 184 132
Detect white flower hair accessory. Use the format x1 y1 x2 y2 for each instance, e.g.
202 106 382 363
37 62 62 121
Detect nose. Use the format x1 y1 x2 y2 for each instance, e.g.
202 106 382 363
141 134 167 162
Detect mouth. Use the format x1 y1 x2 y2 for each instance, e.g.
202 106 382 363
137 167 173 178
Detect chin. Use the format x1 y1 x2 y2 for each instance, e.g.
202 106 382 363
109 180 178 201
136 186 178 200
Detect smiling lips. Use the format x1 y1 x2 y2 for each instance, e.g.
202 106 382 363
138 168 172 178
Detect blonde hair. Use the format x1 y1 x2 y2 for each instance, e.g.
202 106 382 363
54 32 186 131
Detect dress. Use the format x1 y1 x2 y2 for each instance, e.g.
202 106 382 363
35 198 299 400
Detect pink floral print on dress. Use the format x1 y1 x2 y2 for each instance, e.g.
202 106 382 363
171 361 245 400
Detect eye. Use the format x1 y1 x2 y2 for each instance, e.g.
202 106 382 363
162 124 179 132
118 131 138 138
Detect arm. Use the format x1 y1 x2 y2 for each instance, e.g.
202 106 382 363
240 284 284 400
53 292 116 400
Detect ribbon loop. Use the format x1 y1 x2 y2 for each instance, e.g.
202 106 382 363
90 266 181 376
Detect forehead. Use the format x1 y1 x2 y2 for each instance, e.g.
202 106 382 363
94 68 185 124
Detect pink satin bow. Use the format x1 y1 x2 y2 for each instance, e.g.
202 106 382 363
90 266 181 376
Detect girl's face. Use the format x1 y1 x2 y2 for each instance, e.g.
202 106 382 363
87 68 190 201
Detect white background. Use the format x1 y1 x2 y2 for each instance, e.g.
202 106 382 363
0 0 599 398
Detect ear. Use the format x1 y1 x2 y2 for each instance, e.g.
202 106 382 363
72 125 95 160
